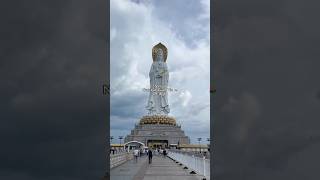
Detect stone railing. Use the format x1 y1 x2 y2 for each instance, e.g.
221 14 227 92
169 149 210 159
168 151 210 179
110 151 133 169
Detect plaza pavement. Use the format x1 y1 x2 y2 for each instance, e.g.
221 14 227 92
110 154 206 180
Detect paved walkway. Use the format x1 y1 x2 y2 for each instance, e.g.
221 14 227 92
110 155 205 180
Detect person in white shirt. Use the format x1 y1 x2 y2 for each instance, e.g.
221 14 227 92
133 149 139 162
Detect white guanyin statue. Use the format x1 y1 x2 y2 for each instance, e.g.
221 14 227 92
146 43 170 115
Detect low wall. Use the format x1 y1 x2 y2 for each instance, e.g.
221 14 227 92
168 151 210 179
110 151 133 169
169 149 210 159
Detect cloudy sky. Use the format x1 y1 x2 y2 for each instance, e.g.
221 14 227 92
0 1 107 179
2 0 320 179
110 0 210 144
213 0 320 179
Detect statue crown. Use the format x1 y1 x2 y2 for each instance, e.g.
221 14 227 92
152 42 168 62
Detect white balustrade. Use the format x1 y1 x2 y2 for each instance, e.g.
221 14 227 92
110 151 134 169
168 151 210 179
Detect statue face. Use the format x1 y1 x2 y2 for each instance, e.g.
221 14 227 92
156 49 163 61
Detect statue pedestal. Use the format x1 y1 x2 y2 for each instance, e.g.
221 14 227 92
124 116 190 149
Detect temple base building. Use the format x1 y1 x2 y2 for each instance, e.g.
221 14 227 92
125 115 190 149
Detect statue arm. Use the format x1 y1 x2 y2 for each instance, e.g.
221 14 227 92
149 63 155 78
156 63 169 78
164 65 169 87
155 65 162 78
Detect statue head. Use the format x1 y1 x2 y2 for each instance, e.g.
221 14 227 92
152 43 167 62
156 48 164 62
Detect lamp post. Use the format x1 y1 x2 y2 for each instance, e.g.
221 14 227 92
110 136 114 143
197 138 202 153
119 136 123 150
110 136 114 154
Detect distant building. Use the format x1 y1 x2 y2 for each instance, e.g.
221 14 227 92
110 144 124 152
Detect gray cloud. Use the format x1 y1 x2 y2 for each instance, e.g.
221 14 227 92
213 0 320 179
0 0 107 179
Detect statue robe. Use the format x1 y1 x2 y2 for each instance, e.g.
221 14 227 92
146 61 170 115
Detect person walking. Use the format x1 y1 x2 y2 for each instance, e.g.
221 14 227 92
148 149 153 164
133 149 139 163
163 149 167 158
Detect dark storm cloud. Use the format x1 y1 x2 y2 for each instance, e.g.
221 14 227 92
213 0 320 179
0 0 107 179
111 91 146 119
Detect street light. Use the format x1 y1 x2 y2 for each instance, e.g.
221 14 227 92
110 136 114 154
197 138 202 153
119 136 123 144
207 138 210 152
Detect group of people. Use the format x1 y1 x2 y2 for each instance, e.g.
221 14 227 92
132 147 168 164
158 148 167 157
110 148 126 155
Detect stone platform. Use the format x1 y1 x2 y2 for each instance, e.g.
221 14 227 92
110 155 205 180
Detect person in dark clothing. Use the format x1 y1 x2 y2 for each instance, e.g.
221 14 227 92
163 149 167 158
148 149 153 164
